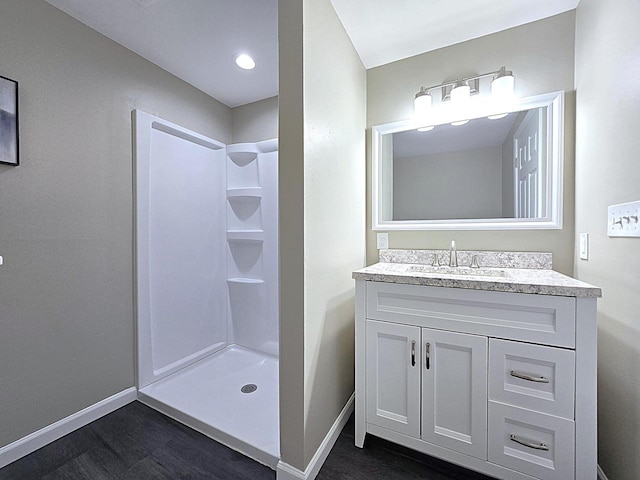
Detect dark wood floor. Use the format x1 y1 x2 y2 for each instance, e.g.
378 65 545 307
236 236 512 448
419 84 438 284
0 401 492 479
317 414 492 480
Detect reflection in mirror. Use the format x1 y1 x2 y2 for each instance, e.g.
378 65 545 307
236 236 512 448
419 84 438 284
392 108 545 220
373 91 564 230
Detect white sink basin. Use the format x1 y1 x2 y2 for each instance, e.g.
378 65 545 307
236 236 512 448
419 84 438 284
407 265 507 278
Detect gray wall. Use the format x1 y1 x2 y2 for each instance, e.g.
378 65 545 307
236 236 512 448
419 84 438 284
575 1 640 478
232 96 278 143
366 12 576 274
278 0 306 468
300 0 366 465
278 0 366 470
0 0 231 448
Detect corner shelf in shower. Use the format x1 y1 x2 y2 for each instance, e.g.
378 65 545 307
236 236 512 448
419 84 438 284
227 151 258 166
226 230 265 242
227 278 265 284
227 187 263 199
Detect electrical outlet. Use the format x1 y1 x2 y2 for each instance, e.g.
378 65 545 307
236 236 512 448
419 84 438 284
608 201 640 237
376 232 389 250
579 233 589 260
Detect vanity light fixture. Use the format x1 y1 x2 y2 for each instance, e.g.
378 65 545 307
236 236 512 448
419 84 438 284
413 66 515 118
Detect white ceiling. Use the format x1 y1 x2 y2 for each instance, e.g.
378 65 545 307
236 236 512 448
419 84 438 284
45 0 278 108
45 0 579 107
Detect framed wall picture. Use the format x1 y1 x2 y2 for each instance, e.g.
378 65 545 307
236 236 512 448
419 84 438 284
0 75 19 166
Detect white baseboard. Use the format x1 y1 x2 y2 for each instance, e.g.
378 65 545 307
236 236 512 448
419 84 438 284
597 464 610 480
277 461 306 480
0 387 137 469
277 392 354 480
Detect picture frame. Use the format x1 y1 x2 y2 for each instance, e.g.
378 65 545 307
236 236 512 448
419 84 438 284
0 75 19 166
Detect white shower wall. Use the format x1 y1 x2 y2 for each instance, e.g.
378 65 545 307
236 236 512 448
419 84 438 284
136 112 228 388
149 126 228 373
135 110 278 384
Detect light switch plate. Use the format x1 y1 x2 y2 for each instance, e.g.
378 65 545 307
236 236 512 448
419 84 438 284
608 200 640 237
579 233 589 260
376 232 389 250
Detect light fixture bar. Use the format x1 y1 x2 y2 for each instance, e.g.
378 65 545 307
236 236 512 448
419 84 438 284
415 66 514 101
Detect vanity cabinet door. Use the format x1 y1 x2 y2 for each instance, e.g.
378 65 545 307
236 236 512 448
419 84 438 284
421 328 488 459
366 320 421 437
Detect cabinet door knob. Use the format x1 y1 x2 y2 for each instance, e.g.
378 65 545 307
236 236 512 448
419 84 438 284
510 370 549 383
509 434 549 451
425 342 430 370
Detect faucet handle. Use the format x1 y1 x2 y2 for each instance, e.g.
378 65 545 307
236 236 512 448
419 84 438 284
470 255 480 268
449 240 458 267
431 253 441 267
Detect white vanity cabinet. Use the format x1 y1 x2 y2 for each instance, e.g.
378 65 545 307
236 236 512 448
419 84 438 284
365 321 487 458
354 278 599 480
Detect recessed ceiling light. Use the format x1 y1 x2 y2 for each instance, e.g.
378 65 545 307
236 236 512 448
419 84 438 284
235 54 256 70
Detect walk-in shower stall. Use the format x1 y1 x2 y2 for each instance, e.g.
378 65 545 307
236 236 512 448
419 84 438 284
133 110 279 467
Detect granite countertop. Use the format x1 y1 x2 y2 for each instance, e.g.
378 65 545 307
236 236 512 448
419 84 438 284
352 261 602 298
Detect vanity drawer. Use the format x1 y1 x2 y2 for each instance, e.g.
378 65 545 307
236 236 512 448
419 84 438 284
366 282 576 348
489 339 575 419
488 402 575 480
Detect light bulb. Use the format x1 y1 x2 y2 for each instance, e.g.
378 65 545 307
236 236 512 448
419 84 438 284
492 67 515 99
235 54 256 70
450 80 470 104
488 113 509 120
451 119 469 126
417 125 435 132
414 88 432 119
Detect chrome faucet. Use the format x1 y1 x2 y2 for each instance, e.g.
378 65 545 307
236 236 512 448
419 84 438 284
449 240 458 267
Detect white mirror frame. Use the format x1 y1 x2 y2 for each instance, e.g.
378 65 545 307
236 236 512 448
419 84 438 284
372 91 564 231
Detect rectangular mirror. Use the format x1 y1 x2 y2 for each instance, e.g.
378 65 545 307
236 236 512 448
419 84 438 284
372 91 564 230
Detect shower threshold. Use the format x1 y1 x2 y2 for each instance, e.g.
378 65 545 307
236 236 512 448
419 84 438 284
138 345 279 469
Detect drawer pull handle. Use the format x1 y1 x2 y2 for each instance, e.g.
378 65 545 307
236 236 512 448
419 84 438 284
426 342 430 370
510 370 549 383
509 434 549 451
411 340 416 367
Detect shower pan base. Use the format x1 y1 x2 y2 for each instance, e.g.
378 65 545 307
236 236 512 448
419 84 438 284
138 345 279 469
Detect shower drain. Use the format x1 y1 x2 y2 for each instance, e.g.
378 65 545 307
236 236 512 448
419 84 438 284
241 383 258 394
